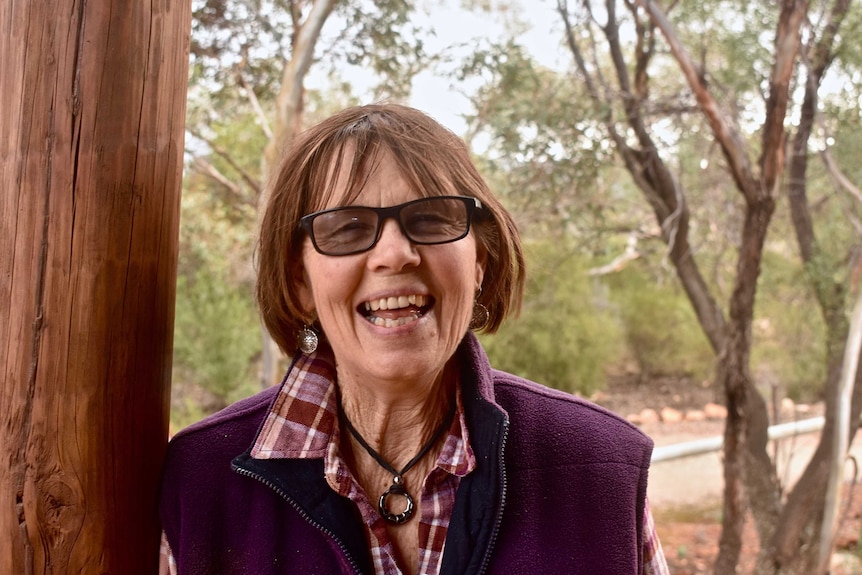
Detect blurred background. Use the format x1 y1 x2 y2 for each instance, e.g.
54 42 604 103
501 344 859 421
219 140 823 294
170 1 862 572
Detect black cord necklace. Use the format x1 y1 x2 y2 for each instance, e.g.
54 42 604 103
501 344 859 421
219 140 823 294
340 402 456 525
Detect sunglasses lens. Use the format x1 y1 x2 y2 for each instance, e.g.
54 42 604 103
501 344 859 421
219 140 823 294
401 198 470 244
311 208 378 255
306 197 476 256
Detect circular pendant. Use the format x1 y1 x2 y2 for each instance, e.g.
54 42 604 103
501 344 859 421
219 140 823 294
378 480 415 524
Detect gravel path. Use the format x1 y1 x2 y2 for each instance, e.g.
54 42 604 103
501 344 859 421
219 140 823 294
643 418 862 507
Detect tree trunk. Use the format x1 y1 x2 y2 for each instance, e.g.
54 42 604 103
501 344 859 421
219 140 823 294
767 2 854 568
257 0 337 388
0 0 190 572
715 199 782 574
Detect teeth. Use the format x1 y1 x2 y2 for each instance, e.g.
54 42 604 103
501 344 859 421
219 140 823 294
363 294 427 312
369 312 422 328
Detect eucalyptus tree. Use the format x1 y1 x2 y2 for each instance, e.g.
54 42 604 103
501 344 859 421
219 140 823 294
463 0 860 572
555 1 858 572
176 0 430 402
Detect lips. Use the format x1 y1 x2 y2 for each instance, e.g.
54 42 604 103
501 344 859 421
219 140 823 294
361 294 432 327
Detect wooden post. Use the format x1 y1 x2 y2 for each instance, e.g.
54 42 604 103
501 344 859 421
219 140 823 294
1 0 190 572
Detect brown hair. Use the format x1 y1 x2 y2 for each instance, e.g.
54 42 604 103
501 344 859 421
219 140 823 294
255 103 525 353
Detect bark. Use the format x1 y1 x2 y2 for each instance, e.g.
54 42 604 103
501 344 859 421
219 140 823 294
766 0 854 570
564 0 851 571
633 0 806 571
257 0 337 389
559 0 727 352
818 291 862 571
0 0 190 572
770 359 862 572
759 0 809 194
719 201 782 574
261 0 337 185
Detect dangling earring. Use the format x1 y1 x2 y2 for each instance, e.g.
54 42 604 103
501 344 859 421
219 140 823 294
469 289 489 331
297 324 319 354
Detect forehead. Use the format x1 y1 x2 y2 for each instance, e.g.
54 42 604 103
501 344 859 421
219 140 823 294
314 142 454 211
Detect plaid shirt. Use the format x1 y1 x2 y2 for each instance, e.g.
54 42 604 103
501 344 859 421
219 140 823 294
161 348 669 575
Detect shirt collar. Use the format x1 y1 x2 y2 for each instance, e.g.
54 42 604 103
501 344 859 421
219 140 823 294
250 346 475 477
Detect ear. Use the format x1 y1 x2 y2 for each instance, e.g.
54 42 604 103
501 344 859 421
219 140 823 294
474 242 487 291
294 259 316 319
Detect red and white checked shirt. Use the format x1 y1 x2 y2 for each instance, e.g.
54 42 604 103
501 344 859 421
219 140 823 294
161 349 669 574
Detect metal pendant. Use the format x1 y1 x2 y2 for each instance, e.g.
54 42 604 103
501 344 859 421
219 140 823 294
378 476 415 525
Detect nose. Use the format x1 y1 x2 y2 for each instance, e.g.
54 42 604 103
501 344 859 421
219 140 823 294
367 218 420 271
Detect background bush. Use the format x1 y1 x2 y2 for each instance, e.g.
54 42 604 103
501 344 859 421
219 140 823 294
480 241 622 397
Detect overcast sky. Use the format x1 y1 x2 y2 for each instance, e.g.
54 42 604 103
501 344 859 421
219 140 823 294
309 0 568 136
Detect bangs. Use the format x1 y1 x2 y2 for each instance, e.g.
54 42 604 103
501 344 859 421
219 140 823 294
257 102 524 352
305 112 464 213
308 140 382 212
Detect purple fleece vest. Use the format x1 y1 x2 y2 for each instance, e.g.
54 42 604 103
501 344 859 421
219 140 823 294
159 334 653 574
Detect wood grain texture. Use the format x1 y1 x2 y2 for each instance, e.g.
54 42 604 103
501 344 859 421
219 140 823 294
1 0 191 572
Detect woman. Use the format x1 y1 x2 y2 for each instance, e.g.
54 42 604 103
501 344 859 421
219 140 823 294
159 103 668 574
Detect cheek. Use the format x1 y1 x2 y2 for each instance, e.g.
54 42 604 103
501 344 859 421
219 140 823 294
443 247 481 300
300 250 363 320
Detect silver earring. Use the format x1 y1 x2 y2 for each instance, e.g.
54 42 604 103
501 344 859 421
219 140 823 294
298 324 319 354
469 299 489 331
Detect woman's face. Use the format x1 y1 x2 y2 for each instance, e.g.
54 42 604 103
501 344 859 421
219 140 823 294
297 151 485 391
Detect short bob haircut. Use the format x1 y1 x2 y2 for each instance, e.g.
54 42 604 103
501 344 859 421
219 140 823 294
256 103 525 354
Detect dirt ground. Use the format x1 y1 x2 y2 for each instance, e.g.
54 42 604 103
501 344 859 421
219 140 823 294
592 374 862 574
646 485 862 574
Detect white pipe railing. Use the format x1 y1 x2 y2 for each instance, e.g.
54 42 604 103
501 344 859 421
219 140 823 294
651 416 826 463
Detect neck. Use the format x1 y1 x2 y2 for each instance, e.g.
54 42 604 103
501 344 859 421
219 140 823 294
337 362 457 472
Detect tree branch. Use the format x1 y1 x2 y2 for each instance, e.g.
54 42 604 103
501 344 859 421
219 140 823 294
187 127 262 200
237 68 273 140
635 0 757 201
272 0 336 146
822 149 862 205
192 157 243 198
559 0 726 352
587 234 641 275
759 0 809 194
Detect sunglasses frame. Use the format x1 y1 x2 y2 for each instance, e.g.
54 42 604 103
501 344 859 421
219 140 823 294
299 195 482 256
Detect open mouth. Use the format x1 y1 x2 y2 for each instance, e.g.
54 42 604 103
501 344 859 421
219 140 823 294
361 294 432 328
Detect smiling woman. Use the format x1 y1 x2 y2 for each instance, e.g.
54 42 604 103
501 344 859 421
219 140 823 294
157 103 669 575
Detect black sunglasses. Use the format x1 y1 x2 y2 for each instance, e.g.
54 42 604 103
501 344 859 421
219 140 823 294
299 195 482 256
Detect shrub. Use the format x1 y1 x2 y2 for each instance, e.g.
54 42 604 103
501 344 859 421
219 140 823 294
603 262 714 381
171 267 261 430
480 241 622 397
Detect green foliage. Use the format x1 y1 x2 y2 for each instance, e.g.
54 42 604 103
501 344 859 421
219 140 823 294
811 107 862 292
171 167 262 431
603 261 714 381
188 0 293 102
172 266 261 430
480 241 623 397
672 0 777 99
333 0 429 99
752 250 827 402
173 0 862 446
460 40 626 243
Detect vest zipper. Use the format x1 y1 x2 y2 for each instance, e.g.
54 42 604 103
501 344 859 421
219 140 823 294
233 464 364 575
476 418 509 575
